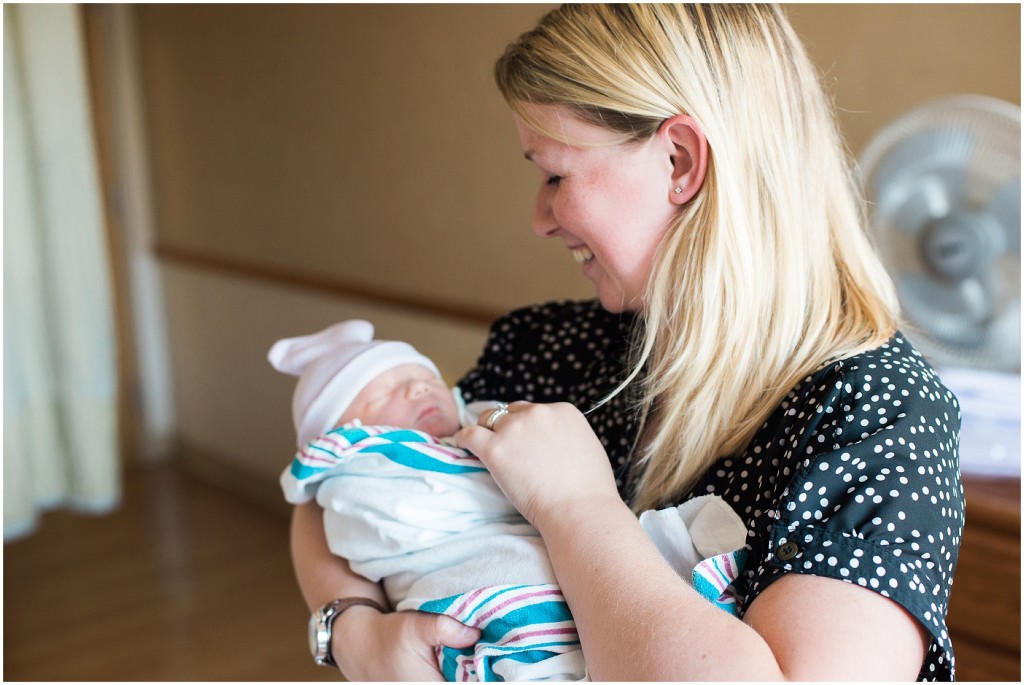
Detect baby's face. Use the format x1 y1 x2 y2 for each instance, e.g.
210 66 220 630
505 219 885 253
335 363 460 437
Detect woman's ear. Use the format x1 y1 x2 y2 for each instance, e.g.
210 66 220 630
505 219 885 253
662 115 708 204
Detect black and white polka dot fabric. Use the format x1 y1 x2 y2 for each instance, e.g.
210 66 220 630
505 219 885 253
695 333 963 681
457 300 963 681
458 300 641 485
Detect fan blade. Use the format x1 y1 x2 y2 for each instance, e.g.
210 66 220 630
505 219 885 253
987 303 1023 372
879 218 928 274
899 274 990 351
873 167 968 224
986 176 1021 254
869 128 976 202
900 273 992 322
889 174 961 232
956 277 994 322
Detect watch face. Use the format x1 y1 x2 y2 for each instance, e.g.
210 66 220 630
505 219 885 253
309 613 321 659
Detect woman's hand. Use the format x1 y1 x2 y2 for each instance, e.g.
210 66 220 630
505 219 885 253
332 606 480 681
290 502 480 679
456 401 621 530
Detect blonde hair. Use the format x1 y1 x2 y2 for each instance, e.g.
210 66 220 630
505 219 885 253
496 4 900 512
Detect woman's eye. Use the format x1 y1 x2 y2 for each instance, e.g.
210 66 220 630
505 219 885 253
546 175 562 186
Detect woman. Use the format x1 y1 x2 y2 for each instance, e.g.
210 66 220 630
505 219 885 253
291 5 962 680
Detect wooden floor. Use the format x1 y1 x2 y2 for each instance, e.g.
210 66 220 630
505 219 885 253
3 464 339 681
6 464 1018 681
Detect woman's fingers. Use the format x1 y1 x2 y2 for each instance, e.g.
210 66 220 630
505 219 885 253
457 402 620 528
478 401 531 431
420 613 481 649
455 422 493 456
482 402 510 430
458 401 528 453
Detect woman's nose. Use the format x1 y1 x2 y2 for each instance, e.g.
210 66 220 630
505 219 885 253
532 191 558 238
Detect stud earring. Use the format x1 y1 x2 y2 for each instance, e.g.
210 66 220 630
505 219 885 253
673 187 683 194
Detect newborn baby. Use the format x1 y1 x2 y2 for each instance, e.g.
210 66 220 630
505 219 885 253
271 320 748 682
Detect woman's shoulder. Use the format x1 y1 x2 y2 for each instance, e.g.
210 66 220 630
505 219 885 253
797 331 961 429
698 334 961 501
767 330 963 509
697 333 964 679
750 331 963 497
816 331 955 390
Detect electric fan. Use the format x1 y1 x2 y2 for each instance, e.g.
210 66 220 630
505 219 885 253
859 95 1021 477
859 95 1020 372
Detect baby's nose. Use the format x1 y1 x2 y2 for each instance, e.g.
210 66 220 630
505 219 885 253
406 380 429 399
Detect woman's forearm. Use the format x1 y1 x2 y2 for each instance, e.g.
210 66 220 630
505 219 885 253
535 497 784 681
290 501 388 611
290 502 482 681
536 497 928 681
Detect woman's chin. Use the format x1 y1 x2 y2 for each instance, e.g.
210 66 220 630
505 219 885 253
597 289 640 314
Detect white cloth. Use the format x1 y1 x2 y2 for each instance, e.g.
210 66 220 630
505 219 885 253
281 423 582 681
640 494 749 576
268 320 440 448
312 437 554 608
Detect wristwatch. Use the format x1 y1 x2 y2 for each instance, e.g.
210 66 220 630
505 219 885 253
309 597 387 666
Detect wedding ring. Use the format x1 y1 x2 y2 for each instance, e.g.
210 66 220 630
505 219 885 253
485 403 510 430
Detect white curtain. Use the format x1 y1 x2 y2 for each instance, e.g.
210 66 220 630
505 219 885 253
4 4 121 540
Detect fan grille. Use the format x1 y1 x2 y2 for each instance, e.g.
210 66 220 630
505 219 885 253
860 95 1021 372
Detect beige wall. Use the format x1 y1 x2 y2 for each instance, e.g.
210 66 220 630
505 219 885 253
788 4 1021 152
99 4 1020 498
138 4 576 315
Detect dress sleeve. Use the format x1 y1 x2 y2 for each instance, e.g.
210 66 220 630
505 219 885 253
744 345 963 679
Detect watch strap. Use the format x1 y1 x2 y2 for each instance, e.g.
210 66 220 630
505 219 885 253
316 597 388 666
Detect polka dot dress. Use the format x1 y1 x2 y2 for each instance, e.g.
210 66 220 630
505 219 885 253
458 299 641 485
457 300 964 681
695 333 963 681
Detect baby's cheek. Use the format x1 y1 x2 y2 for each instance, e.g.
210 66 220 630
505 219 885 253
426 409 461 437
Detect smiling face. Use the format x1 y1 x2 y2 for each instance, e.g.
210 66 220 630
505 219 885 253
515 104 681 313
335 363 461 437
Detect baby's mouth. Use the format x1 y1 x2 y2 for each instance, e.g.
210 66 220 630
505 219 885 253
417 406 439 423
571 246 594 264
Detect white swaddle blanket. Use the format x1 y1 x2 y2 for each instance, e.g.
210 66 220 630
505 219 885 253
281 422 747 681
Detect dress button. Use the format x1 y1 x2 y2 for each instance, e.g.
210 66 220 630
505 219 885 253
777 541 799 561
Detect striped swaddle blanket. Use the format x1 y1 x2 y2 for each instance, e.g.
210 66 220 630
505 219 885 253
282 423 747 681
420 584 583 681
282 423 585 680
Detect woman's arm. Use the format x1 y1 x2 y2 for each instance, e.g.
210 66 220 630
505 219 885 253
290 502 480 680
537 496 926 681
457 402 927 681
290 501 386 611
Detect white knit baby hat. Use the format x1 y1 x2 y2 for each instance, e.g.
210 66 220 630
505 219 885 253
268 320 440 448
